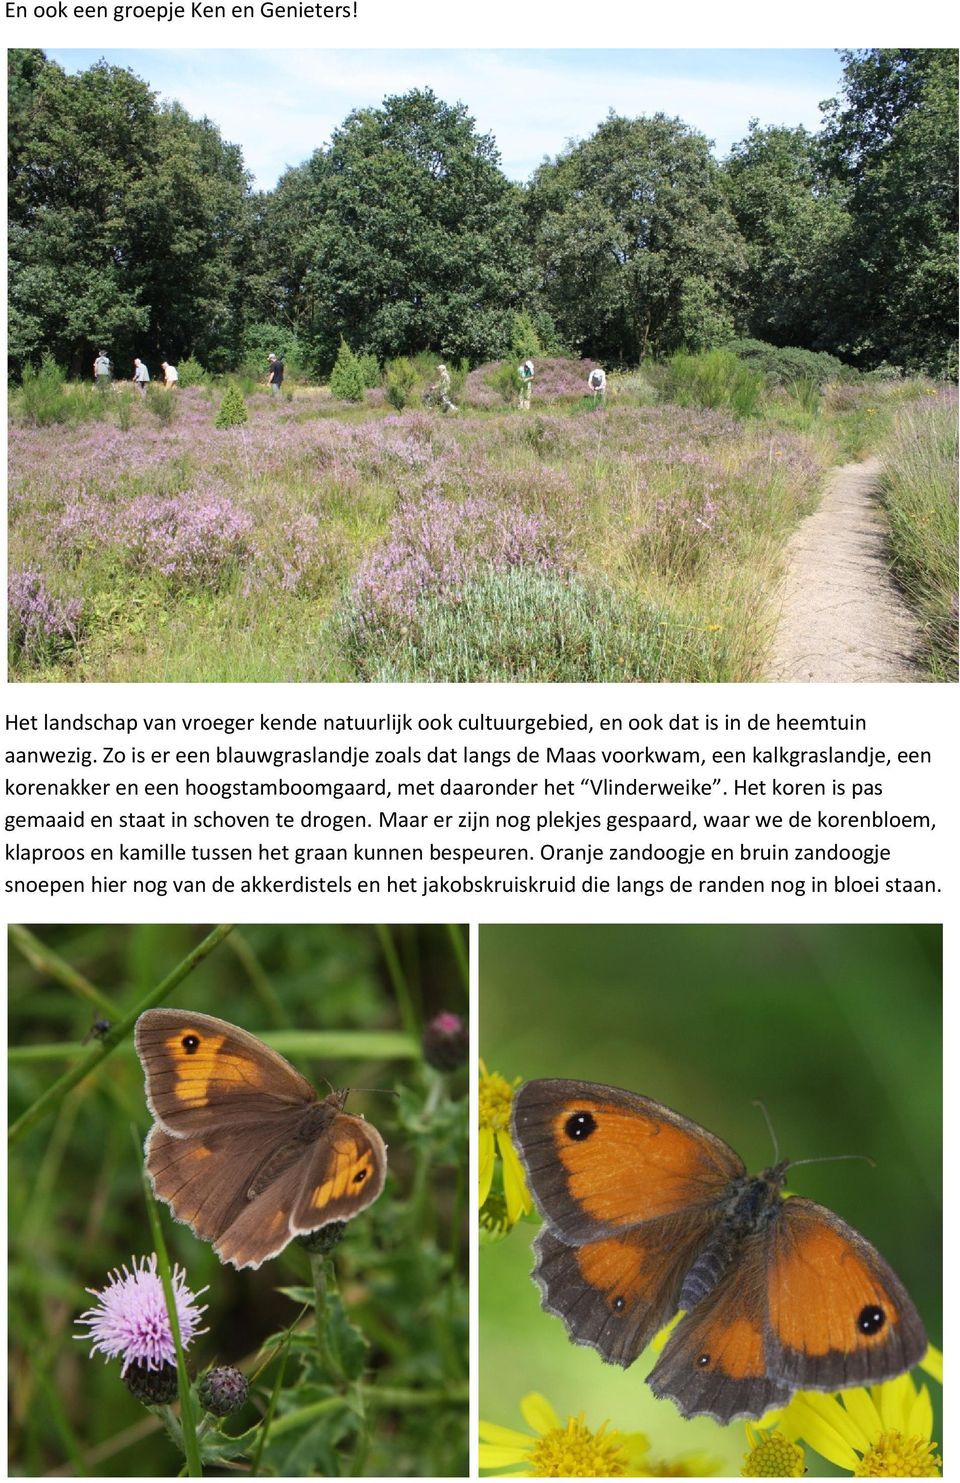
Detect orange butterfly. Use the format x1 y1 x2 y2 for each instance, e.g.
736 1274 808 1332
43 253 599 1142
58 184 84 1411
511 1079 927 1423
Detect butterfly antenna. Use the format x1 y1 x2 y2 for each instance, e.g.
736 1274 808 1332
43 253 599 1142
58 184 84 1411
349 1087 400 1100
788 1153 877 1171
752 1100 780 1163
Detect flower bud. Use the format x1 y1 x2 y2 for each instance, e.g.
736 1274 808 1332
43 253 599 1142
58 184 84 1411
123 1360 179 1406
198 1366 249 1417
296 1220 347 1256
423 1011 468 1071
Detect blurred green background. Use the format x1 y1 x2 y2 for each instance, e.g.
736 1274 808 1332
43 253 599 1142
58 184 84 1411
480 923 941 1476
9 922 468 1477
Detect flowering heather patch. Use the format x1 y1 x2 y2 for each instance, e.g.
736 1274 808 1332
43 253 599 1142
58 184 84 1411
9 372 834 680
464 357 600 407
53 489 253 591
8 568 83 664
347 487 566 639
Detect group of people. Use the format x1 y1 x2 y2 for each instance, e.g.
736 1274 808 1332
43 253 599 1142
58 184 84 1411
92 346 605 409
428 358 608 414
92 353 179 391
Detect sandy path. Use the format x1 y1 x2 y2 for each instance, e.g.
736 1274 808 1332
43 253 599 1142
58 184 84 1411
765 457 921 682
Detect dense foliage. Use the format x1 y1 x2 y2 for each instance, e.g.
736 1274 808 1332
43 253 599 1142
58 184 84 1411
8 49 958 379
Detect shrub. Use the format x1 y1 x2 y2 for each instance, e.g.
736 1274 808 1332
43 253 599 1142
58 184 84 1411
116 388 136 431
385 357 416 410
361 566 722 682
356 352 381 389
329 340 367 402
146 384 176 425
176 356 209 388
19 354 69 426
215 383 249 428
664 350 763 417
510 309 542 362
724 338 847 388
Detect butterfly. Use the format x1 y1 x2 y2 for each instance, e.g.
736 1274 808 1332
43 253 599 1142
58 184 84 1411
135 1009 387 1270
511 1078 927 1424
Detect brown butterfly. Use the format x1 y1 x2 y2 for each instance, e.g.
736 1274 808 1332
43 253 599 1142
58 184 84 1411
135 1009 387 1270
511 1078 927 1424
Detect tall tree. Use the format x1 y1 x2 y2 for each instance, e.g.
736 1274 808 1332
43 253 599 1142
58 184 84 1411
527 112 746 363
724 122 849 351
273 88 529 371
8 51 251 375
819 49 958 372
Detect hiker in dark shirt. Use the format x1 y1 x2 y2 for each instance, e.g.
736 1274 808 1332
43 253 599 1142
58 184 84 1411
267 353 285 394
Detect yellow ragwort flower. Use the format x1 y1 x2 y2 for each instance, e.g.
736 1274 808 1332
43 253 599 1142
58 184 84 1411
741 1420 805 1476
479 1391 650 1477
479 1059 532 1226
779 1370 942 1476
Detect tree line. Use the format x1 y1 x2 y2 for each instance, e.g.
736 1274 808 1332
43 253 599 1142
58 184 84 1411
8 48 958 380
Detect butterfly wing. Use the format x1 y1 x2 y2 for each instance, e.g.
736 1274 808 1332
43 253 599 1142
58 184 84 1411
213 1111 388 1270
765 1197 928 1391
647 1241 793 1423
512 1080 745 1366
648 1195 929 1422
135 1008 315 1136
511 1079 745 1243
144 1123 302 1254
291 1112 388 1233
532 1212 724 1367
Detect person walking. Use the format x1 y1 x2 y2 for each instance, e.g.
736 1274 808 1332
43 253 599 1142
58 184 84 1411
518 357 534 409
431 363 458 413
133 358 150 394
267 353 284 395
93 351 112 387
161 360 179 388
587 365 607 405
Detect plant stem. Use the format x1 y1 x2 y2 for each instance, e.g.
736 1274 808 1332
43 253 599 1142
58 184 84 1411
9 923 120 1017
309 1253 343 1383
8 923 236 1145
374 924 419 1040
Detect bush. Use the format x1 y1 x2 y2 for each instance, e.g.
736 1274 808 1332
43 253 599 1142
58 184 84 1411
385 357 416 410
724 338 847 389
19 354 69 426
176 356 209 388
509 309 542 362
358 566 722 682
215 383 248 428
329 340 367 402
356 352 381 389
665 349 763 417
146 385 176 425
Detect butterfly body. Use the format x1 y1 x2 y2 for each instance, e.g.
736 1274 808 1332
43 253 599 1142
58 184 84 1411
135 1009 386 1270
512 1078 926 1424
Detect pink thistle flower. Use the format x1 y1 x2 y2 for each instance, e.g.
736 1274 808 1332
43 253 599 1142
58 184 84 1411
76 1254 208 1375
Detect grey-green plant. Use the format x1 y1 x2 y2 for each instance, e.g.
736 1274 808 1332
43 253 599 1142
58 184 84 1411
355 565 723 682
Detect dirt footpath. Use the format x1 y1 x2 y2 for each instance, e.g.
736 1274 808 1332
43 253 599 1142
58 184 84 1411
765 457 921 682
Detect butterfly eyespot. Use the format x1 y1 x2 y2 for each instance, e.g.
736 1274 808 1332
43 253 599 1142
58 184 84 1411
353 1169 368 1184
181 1034 200 1054
697 1353 710 1368
612 1295 626 1314
858 1304 886 1335
564 1110 597 1141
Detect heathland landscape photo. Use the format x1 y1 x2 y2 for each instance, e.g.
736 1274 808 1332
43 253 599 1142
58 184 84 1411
8 49 958 682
